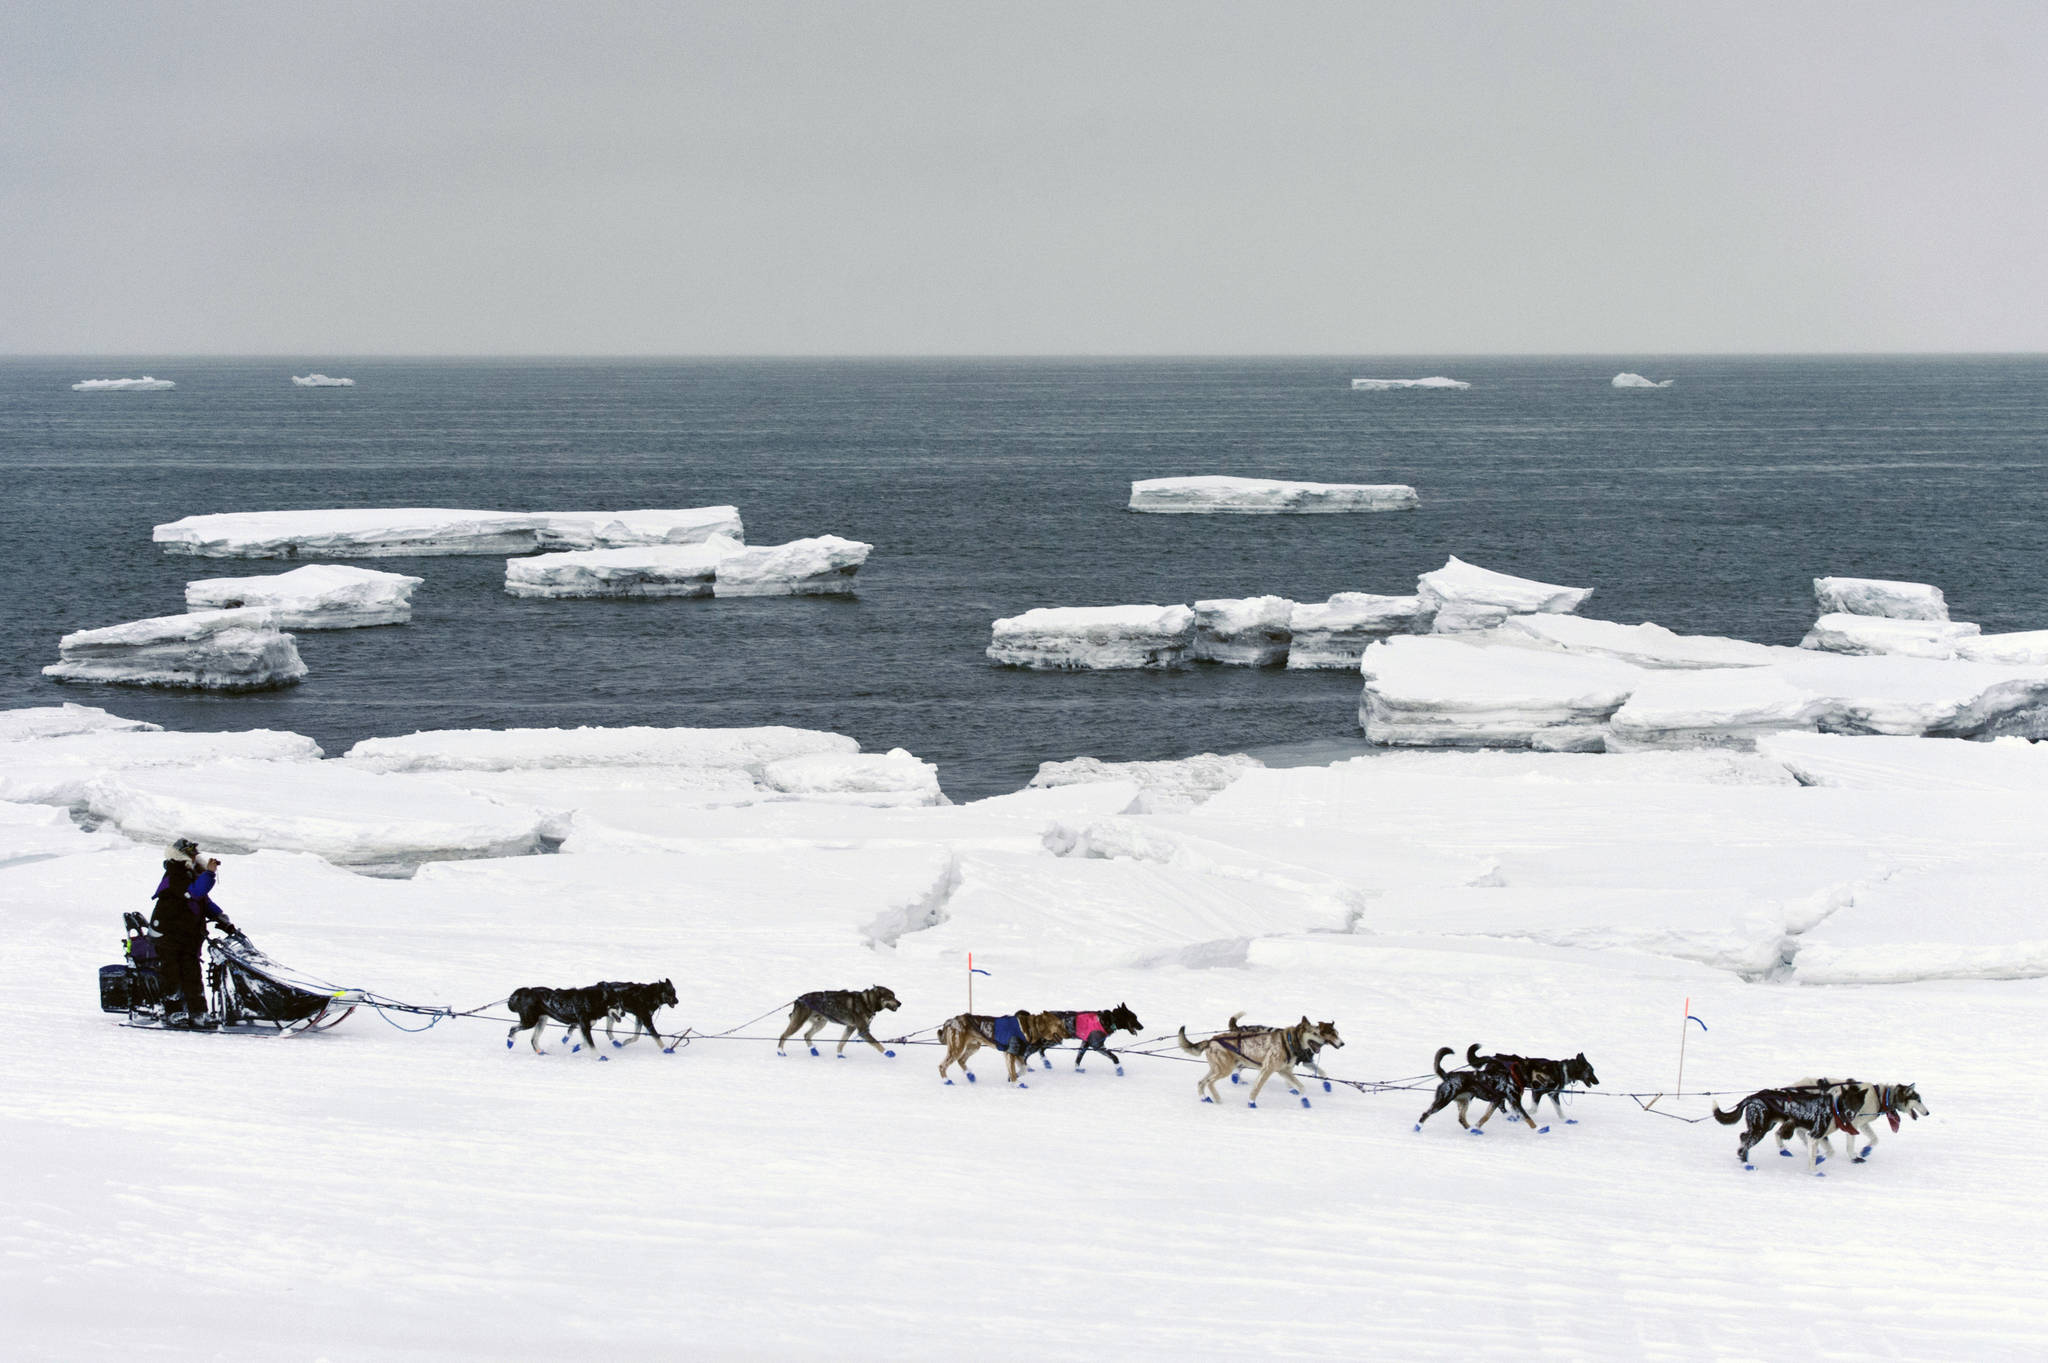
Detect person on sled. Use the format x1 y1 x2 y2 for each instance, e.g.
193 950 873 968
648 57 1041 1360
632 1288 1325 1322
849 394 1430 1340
149 838 237 1029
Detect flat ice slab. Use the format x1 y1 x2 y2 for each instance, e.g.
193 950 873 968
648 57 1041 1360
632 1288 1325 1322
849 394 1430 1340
1029 752 1262 814
988 604 1195 669
291 374 355 387
1360 636 1641 750
152 506 743 558
1350 376 1469 390
1756 732 2048 793
759 749 947 806
1813 575 1949 621
184 563 423 628
1416 556 1593 633
0 726 323 806
0 703 160 744
342 724 858 774
1957 629 2048 665
82 759 552 869
1128 476 1418 514
1497 615 1784 669
1800 613 1981 659
1191 596 1294 665
711 535 873 596
1611 372 1673 388
44 608 306 691
505 535 743 598
72 376 174 391
1285 593 1428 669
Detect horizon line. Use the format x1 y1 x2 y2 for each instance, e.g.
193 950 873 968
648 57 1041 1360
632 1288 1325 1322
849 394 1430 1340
6 349 2048 362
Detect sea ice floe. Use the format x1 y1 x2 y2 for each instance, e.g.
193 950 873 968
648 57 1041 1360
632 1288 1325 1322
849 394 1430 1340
1800 613 1982 660
759 749 947 807
341 724 859 775
1359 636 1641 750
1350 376 1470 391
1128 476 1418 514
1191 596 1295 665
290 374 356 387
1611 372 1673 388
1285 593 1430 669
710 535 873 596
1956 630 2048 665
1415 556 1592 633
0 801 129 867
43 608 307 691
152 506 743 558
81 759 553 871
1813 575 1949 622
184 563 424 628
0 704 161 744
1496 615 1785 669
1789 859 2048 984
72 377 175 391
0 727 323 807
1028 752 1263 814
988 604 1195 670
504 535 744 598
1755 732 2048 793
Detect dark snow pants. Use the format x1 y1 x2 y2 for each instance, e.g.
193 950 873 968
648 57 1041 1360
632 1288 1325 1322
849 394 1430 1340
160 936 207 1018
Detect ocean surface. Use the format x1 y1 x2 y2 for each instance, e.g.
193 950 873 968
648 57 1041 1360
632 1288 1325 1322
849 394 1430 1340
3 356 2044 799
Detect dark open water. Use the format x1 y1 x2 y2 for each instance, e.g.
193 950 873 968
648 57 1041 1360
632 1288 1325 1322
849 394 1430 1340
2 357 2043 799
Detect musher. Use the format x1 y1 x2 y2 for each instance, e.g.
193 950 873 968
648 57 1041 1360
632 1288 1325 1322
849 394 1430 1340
149 838 238 1028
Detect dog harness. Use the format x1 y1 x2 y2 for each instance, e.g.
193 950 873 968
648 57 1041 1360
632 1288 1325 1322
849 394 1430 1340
990 1014 1027 1053
1073 1012 1104 1042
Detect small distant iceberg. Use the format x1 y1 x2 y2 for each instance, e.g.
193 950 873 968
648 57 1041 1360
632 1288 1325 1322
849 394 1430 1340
1129 476 1418 514
1351 376 1469 391
1612 373 1673 389
292 374 356 387
72 377 175 392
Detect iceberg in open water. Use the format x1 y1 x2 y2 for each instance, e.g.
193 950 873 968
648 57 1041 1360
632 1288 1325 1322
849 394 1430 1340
72 376 175 391
1800 613 1981 660
1611 372 1674 388
184 563 423 628
1417 556 1593 633
1813 575 1949 621
1128 476 1418 514
505 535 743 598
1285 593 1429 669
1191 597 1294 665
711 535 872 596
43 608 307 691
988 604 1195 669
1350 376 1469 390
153 506 743 558
291 374 356 387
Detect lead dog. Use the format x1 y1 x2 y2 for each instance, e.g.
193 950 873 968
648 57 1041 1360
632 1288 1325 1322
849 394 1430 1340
937 1010 1067 1086
507 983 617 1058
1022 1003 1144 1074
1416 1046 1544 1134
778 986 902 1058
1178 1016 1343 1109
1713 1084 1868 1174
1467 1042 1600 1124
1774 1079 1928 1163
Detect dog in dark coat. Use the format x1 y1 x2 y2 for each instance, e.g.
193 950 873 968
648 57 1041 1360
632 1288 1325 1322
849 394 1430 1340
1416 1046 1545 1134
507 984 619 1059
778 986 902 1058
1023 1003 1143 1073
595 979 678 1050
1467 1043 1600 1124
937 1010 1067 1086
1714 1085 1868 1174
1775 1078 1927 1163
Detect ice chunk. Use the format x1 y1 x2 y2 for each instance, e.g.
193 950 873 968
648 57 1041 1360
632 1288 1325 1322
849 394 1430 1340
1800 613 1981 659
1191 596 1294 665
1350 376 1470 390
1285 593 1429 669
1611 372 1673 388
152 507 743 558
184 563 423 628
1359 636 1641 749
531 507 744 549
1813 576 1949 621
44 608 306 691
1756 732 2048 793
342 724 858 774
759 748 947 806
0 801 129 866
1957 630 2048 665
711 535 872 596
504 535 743 599
71 377 174 391
290 374 356 387
1416 556 1592 633
1128 476 1418 514
0 704 161 744
82 760 553 870
987 604 1195 670
1028 753 1263 813
0 727 323 807
1498 615 1784 669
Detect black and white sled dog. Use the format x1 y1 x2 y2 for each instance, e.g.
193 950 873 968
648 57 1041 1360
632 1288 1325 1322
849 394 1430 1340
778 986 902 1058
1466 1043 1600 1124
1416 1046 1544 1134
1713 1084 1868 1175
507 978 676 1059
1773 1079 1928 1163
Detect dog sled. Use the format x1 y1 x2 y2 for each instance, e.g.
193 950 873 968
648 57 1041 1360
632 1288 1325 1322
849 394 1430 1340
101 913 364 1035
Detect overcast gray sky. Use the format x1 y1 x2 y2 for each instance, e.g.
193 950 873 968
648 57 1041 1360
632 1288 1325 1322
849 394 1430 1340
4 2 2044 354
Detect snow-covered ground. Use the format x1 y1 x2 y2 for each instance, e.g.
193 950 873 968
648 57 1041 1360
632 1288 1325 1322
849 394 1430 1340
4 707 2045 1359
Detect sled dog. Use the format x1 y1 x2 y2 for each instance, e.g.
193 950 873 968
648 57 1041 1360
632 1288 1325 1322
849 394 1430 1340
1774 1079 1927 1163
1466 1042 1600 1122
1713 1085 1867 1174
779 986 902 1057
938 1010 1067 1085
506 983 618 1058
1416 1047 1544 1134
595 978 678 1049
1178 1016 1343 1108
1022 1003 1144 1071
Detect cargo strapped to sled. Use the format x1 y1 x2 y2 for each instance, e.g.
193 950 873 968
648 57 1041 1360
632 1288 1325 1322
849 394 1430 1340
206 932 365 1032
